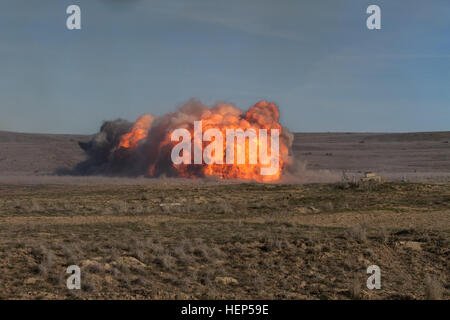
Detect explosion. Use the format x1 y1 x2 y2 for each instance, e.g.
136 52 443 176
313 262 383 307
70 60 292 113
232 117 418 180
118 114 155 149
74 99 293 182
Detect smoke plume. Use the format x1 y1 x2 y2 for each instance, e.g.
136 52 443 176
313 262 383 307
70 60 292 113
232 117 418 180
69 99 294 182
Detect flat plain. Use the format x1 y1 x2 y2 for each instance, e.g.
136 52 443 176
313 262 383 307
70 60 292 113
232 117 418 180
0 130 448 299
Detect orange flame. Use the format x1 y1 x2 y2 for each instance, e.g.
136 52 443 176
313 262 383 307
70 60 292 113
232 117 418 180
116 101 292 182
118 114 154 149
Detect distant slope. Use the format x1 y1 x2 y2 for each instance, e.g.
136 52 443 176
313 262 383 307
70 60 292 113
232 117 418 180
0 131 90 175
292 132 450 177
0 130 449 178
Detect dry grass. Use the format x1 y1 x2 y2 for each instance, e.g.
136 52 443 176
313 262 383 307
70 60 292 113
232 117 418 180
346 224 368 243
425 276 443 300
0 182 448 299
31 245 56 277
350 276 362 300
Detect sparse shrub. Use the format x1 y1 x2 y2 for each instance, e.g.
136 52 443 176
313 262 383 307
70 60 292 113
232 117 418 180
347 224 367 243
377 227 390 244
173 245 194 266
31 245 56 276
263 217 278 225
130 202 145 215
236 200 249 215
201 241 224 261
126 238 149 262
232 242 245 254
117 274 131 289
172 238 224 265
62 243 82 265
335 182 358 190
425 276 443 300
169 275 190 287
27 199 43 213
46 271 65 287
114 260 130 274
110 267 121 277
179 238 194 252
131 276 147 286
84 261 104 274
281 221 294 228
60 201 77 213
194 270 215 286
350 277 361 299
153 254 175 270
252 274 265 291
305 247 316 255
214 200 233 214
109 200 128 214
261 237 288 252
319 201 334 212
140 193 151 200
131 247 146 262
146 239 165 256
107 248 120 263
209 246 225 259
193 246 209 261
82 274 97 292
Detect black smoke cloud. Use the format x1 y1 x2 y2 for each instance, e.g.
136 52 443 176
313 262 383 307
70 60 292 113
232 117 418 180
63 99 211 177
61 99 295 180
70 119 133 175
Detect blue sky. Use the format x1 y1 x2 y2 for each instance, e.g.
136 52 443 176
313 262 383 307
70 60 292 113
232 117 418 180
0 0 449 133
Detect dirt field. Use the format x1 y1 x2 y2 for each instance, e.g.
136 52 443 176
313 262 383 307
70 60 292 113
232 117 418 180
0 130 448 299
0 182 448 300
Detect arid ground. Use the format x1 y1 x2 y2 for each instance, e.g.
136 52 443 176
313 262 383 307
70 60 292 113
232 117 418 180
0 130 448 299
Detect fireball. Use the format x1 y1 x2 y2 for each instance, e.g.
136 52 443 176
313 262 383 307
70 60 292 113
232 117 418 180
113 100 293 182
